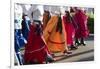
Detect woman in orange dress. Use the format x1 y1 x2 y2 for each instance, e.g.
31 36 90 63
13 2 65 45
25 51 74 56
43 12 72 54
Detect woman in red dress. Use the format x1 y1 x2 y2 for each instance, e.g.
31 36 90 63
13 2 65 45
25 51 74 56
63 11 78 50
24 22 53 64
74 8 89 46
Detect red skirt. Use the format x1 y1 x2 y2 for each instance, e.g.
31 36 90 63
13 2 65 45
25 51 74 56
74 11 89 38
75 27 89 38
64 23 75 45
24 24 48 64
63 16 75 45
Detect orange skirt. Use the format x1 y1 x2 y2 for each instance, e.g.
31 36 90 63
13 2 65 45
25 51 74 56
43 16 66 53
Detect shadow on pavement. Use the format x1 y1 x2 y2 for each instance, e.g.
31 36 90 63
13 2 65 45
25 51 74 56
76 56 94 62
53 49 94 62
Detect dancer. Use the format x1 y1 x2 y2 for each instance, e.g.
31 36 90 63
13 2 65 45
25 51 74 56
24 5 54 64
63 11 78 50
43 7 72 55
74 7 89 46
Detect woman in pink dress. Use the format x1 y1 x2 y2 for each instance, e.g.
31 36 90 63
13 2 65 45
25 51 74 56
63 11 78 50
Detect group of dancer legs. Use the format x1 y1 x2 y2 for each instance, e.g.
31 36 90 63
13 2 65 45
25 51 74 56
14 5 89 65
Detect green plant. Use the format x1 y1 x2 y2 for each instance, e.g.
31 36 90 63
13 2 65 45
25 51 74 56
87 17 94 34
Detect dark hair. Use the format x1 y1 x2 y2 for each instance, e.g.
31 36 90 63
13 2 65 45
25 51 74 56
56 14 62 34
70 7 75 13
43 10 51 25
46 11 51 22
65 11 72 23
34 20 43 36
